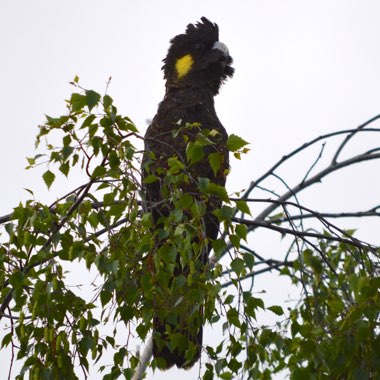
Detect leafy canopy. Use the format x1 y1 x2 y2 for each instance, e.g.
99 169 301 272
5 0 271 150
0 79 379 380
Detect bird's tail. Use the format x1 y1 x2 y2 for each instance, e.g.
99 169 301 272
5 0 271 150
153 316 203 370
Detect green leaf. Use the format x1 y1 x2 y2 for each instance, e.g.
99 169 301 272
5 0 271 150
235 224 247 241
26 157 35 165
158 244 177 264
229 234 241 249
141 213 153 228
86 90 101 111
116 116 137 132
198 177 210 191
103 94 113 110
227 134 249 152
245 292 265 310
235 200 251 215
226 308 240 327
243 252 254 270
214 205 235 222
186 141 204 165
45 114 69 128
230 257 245 275
59 162 70 177
175 275 186 288
268 305 284 316
174 193 193 209
208 152 222 176
9 271 25 289
23 188 34 196
291 367 310 380
198 178 229 202
4 222 14 236
108 151 120 169
72 153 79 166
62 146 74 161
63 134 71 147
1 332 12 348
228 358 242 372
143 175 158 184
203 366 214 380
124 117 138 132
100 290 112 307
220 372 233 380
212 239 227 256
43 170 55 189
81 114 97 129
303 249 323 274
167 156 184 174
70 93 87 112
92 165 107 178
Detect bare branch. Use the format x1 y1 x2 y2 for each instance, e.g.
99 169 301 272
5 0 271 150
0 213 13 224
243 123 380 199
221 261 292 288
254 152 380 222
232 217 376 252
271 209 380 223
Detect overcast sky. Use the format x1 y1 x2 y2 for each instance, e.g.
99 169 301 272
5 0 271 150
1 1 380 379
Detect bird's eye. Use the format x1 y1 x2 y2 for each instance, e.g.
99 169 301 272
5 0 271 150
195 43 205 51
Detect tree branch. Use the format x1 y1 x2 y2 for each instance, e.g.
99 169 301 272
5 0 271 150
254 152 380 223
221 261 292 288
332 113 380 164
243 123 380 199
232 217 376 252
0 155 108 320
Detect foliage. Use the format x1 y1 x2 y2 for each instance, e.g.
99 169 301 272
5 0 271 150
243 241 380 380
0 81 379 379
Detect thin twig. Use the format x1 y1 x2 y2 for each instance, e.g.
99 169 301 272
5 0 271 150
332 114 380 164
221 261 289 288
301 142 325 183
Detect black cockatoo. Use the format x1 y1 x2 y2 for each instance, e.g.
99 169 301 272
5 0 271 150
141 17 234 369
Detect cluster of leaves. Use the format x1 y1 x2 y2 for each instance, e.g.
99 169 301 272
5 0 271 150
0 82 256 379
230 237 380 380
1 82 147 379
1 81 379 380
141 116 253 371
284 239 380 379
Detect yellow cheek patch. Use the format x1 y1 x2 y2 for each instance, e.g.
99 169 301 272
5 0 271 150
175 54 194 79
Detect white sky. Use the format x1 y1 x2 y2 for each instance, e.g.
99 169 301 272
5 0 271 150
1 1 380 379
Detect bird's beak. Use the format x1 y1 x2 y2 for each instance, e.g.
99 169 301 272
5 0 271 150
212 41 230 58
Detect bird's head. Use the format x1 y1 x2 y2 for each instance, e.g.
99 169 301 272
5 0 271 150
162 17 234 95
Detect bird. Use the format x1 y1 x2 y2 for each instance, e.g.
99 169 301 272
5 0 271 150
141 17 234 370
